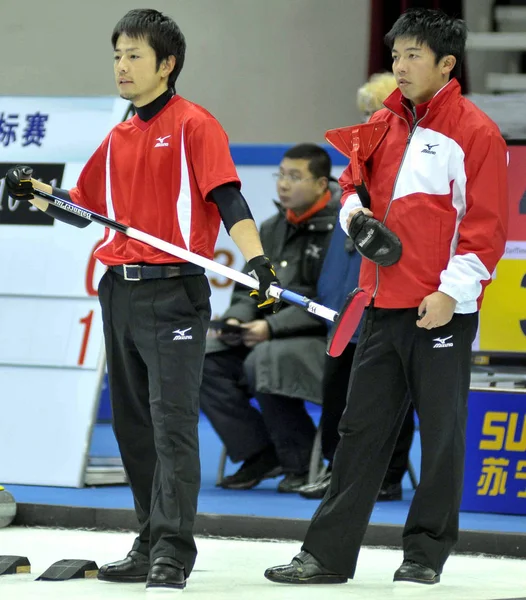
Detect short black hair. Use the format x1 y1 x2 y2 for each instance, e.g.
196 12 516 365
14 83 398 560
112 9 186 90
384 8 467 79
283 144 332 180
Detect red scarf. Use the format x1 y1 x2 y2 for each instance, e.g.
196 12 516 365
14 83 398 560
286 190 332 225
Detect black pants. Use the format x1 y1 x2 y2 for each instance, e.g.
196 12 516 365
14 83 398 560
98 271 211 576
321 343 414 484
303 307 478 577
200 347 316 473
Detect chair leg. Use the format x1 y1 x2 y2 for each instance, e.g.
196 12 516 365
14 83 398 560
216 445 228 486
407 458 418 489
308 426 323 484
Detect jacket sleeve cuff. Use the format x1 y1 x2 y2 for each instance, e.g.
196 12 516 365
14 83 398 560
438 253 491 304
339 193 362 235
264 317 275 339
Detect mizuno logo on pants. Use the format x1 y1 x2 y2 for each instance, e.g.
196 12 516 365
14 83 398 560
433 335 453 348
173 327 193 341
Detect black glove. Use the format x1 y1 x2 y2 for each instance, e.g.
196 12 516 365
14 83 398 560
247 255 281 312
5 165 34 201
348 211 402 267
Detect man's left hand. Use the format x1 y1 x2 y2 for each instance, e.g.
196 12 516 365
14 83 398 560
417 291 457 329
241 320 271 348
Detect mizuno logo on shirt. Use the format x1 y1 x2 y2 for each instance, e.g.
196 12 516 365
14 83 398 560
433 335 453 348
155 135 171 148
173 327 193 341
422 143 439 155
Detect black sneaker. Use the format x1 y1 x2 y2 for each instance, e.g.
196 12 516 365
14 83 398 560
219 446 282 490
393 560 440 584
277 472 309 493
377 481 402 501
264 551 348 584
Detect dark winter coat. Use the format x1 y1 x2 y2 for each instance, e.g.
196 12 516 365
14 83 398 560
207 186 341 403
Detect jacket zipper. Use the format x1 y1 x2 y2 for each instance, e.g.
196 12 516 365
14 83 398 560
371 106 430 299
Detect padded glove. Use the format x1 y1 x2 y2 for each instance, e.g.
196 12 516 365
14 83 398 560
5 165 34 201
348 212 402 267
247 255 281 312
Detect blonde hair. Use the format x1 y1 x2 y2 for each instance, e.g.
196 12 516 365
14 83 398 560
357 72 397 117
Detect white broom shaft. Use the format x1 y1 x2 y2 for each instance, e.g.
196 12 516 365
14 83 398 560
128 227 260 289
33 189 339 321
129 228 337 321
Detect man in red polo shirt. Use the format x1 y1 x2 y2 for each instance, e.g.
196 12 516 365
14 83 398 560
6 9 279 593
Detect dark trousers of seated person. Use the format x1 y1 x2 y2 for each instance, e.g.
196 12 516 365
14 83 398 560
321 342 415 485
200 346 316 474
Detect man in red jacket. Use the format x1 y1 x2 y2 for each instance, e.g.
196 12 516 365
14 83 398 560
265 8 508 586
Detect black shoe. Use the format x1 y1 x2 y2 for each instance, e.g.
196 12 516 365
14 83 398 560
377 481 402 501
277 472 309 493
264 551 348 584
220 446 282 490
146 557 186 591
97 550 150 583
393 560 440 585
299 472 331 499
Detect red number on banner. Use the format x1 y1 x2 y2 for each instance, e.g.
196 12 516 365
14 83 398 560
210 249 235 288
78 310 94 366
85 238 105 296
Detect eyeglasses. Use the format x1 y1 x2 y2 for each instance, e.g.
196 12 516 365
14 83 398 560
272 173 316 184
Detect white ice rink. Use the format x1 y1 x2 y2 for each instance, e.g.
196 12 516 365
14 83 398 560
0 527 525 599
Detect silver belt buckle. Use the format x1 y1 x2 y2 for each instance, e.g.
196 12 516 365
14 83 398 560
123 264 141 281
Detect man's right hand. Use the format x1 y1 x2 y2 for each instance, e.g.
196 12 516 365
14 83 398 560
345 207 373 231
219 318 244 347
5 166 34 201
247 255 281 313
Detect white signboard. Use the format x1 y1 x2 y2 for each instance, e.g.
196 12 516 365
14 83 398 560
0 97 128 486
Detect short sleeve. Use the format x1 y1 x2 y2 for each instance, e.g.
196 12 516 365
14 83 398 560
69 137 109 214
187 118 241 199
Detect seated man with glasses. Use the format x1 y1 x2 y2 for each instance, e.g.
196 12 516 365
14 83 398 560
200 144 340 493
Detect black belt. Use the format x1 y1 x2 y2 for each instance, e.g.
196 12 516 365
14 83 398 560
110 263 205 281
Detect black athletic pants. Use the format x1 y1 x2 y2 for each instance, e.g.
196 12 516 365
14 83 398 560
303 307 478 577
321 343 414 484
98 270 211 576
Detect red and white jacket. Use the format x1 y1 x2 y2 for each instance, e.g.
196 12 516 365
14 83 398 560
332 79 508 313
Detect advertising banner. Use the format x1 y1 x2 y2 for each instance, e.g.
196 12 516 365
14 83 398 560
462 389 526 516
477 144 526 355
